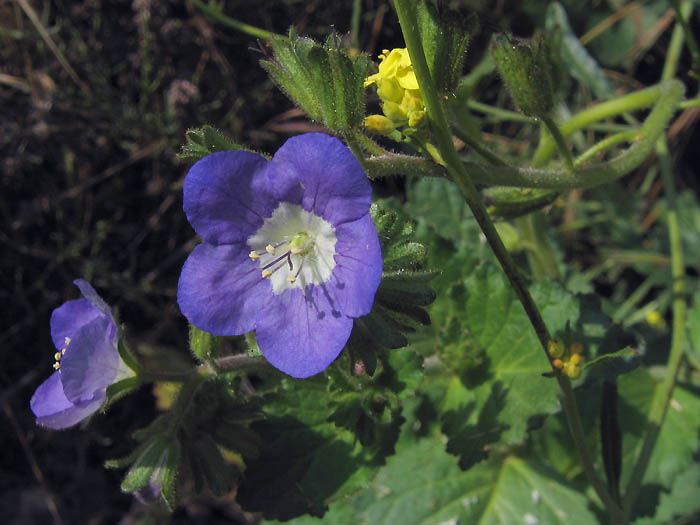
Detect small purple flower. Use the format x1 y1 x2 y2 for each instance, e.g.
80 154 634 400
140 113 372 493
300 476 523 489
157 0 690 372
30 280 133 429
177 133 382 378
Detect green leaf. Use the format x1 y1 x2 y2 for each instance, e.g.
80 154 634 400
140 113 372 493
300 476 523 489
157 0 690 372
311 437 597 524
237 375 386 520
442 264 572 449
634 463 700 525
545 2 614 99
405 178 478 244
121 437 169 493
618 368 700 489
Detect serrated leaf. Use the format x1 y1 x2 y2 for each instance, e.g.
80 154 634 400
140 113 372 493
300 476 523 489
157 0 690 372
450 264 572 446
633 463 700 525
319 437 597 525
237 376 384 520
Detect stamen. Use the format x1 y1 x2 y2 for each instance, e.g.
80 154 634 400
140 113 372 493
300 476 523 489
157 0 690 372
262 251 294 272
265 244 276 255
249 250 260 260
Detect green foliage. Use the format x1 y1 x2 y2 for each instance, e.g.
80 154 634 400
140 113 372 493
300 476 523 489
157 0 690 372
618 369 700 490
178 125 244 162
544 2 614 99
286 437 598 525
349 204 437 373
261 30 370 132
238 347 424 520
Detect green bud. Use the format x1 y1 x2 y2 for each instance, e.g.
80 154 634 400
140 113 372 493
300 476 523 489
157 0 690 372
416 0 470 95
261 30 370 132
491 33 555 118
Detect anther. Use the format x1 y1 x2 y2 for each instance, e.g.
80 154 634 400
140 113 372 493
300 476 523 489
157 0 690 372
249 250 260 260
290 246 303 255
287 275 296 283
265 244 276 255
262 269 273 279
53 362 60 370
61 348 66 355
54 352 61 361
64 337 71 345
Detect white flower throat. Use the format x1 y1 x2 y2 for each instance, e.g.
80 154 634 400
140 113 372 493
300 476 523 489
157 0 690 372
247 203 337 294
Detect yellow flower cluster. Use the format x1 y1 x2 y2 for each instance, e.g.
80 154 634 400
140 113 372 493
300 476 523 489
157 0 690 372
548 340 584 379
363 48 426 134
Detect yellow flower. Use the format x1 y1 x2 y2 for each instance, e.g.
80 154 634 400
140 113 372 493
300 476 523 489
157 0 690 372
364 48 425 131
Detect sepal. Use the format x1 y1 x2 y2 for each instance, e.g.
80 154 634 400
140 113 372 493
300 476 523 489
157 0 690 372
178 125 244 162
350 204 437 366
261 30 369 132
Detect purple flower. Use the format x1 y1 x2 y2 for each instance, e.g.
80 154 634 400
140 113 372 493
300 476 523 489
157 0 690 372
30 280 133 429
177 133 382 378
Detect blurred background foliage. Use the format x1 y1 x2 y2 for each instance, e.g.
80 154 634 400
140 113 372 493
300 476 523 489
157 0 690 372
1 0 698 523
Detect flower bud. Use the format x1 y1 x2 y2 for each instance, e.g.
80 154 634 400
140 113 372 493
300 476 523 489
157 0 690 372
364 114 397 135
491 33 555 118
262 30 370 132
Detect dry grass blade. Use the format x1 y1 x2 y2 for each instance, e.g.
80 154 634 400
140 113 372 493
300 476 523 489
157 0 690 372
15 0 91 96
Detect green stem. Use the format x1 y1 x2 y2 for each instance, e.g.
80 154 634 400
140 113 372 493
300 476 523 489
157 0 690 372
515 214 560 281
533 82 681 167
351 0 362 50
189 0 281 41
364 81 683 189
668 0 700 73
611 276 655 324
213 354 269 373
393 4 623 518
574 130 638 167
542 117 574 170
622 138 687 520
451 118 510 166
